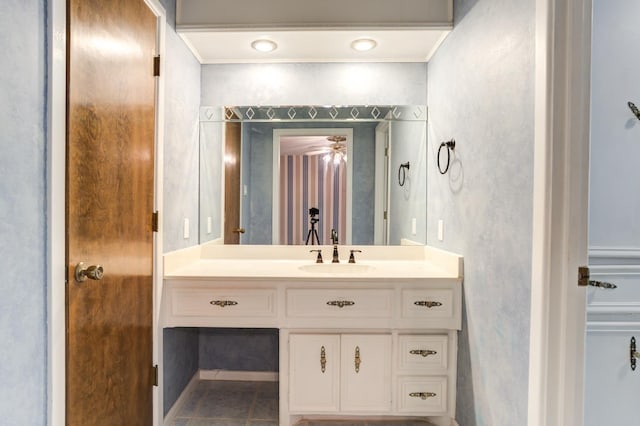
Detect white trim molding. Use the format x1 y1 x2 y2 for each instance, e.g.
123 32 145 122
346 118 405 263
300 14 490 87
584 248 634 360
528 0 592 425
47 0 67 424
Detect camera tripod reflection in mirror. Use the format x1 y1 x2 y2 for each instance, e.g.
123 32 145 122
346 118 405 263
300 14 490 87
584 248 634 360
305 207 320 245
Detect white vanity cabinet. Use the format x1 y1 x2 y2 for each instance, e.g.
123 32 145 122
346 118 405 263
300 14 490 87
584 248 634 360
289 334 392 414
162 244 463 425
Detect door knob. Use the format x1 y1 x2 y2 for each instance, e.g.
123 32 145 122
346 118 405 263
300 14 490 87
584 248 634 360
233 227 245 234
74 262 104 282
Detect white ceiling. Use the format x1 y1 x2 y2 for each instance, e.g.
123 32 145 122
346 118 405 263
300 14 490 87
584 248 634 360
178 29 450 64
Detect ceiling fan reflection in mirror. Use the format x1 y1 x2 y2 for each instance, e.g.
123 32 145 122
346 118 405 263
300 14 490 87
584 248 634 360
305 135 348 165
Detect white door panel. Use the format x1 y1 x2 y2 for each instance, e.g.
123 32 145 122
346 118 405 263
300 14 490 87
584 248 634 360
585 329 640 426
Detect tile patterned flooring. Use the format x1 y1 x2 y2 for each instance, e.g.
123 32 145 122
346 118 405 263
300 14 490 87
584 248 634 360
169 380 434 426
171 380 278 426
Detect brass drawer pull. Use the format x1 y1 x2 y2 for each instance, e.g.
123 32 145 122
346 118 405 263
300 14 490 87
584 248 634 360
355 346 361 373
410 392 437 400
410 349 437 357
210 300 238 308
320 346 327 373
327 300 355 308
414 300 442 308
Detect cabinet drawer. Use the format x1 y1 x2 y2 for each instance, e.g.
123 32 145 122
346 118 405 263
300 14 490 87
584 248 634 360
397 376 447 414
398 335 448 371
170 288 276 318
401 289 454 320
287 289 393 318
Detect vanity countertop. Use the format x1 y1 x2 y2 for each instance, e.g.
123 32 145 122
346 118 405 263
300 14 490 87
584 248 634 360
163 243 463 280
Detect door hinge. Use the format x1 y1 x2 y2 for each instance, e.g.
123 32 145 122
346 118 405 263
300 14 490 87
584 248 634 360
578 265 618 289
384 147 388 157
152 364 158 387
578 266 590 287
153 56 160 77
383 211 388 220
152 211 159 232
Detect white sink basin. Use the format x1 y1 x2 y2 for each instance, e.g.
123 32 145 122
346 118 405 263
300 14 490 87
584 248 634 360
297 263 375 274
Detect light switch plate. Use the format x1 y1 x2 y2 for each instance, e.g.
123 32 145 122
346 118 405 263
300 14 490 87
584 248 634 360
183 218 190 239
437 219 444 241
411 218 417 235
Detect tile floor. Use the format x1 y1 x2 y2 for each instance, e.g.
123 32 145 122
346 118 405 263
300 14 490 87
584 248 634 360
169 380 434 426
171 380 278 425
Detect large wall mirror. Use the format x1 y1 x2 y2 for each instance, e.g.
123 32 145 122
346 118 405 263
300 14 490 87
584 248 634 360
199 105 427 246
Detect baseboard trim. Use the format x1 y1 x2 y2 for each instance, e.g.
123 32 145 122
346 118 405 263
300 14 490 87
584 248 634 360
199 369 279 382
163 371 200 426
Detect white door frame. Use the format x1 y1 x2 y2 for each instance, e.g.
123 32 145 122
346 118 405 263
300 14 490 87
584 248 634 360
47 1 166 425
528 0 592 425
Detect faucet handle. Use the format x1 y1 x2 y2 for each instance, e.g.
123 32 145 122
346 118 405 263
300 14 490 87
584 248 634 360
348 250 362 264
310 249 323 263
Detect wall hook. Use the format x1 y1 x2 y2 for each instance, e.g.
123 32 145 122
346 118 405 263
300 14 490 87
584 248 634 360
628 101 640 121
398 162 410 186
437 139 456 174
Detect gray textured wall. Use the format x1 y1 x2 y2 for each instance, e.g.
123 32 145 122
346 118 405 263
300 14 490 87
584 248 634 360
163 328 199 416
162 22 202 253
199 329 279 371
201 63 427 106
0 0 47 424
427 1 535 425
199 120 223 243
388 118 428 244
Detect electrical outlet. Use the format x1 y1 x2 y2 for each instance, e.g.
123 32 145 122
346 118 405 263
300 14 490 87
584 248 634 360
437 219 444 241
207 216 212 234
183 218 190 239
411 218 417 235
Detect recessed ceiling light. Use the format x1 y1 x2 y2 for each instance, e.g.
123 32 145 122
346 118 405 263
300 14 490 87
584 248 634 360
351 38 377 52
251 39 277 53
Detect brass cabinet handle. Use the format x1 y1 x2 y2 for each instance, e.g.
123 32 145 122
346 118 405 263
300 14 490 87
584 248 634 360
320 346 327 373
410 392 437 400
326 300 355 308
410 349 437 357
210 300 238 308
355 346 361 373
414 300 442 308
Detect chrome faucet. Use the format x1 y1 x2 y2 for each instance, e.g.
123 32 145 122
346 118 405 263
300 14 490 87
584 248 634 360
330 229 340 263
331 228 338 244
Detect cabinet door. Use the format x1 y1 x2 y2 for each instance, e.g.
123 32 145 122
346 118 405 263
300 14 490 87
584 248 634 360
289 334 340 413
584 330 640 426
341 334 392 412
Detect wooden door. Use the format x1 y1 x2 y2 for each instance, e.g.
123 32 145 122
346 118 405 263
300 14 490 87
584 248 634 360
224 121 242 244
66 0 157 425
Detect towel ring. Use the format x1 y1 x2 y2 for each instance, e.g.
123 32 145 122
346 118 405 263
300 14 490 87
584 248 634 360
629 101 640 121
437 139 456 174
398 162 410 186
